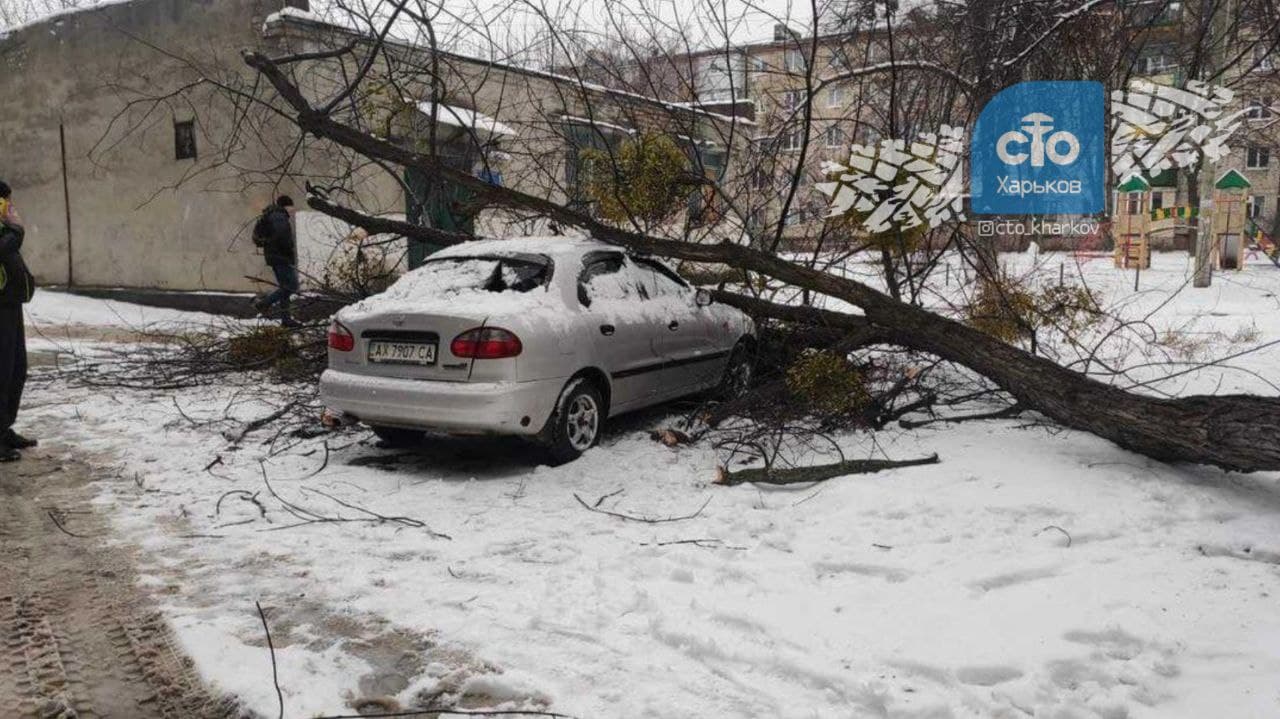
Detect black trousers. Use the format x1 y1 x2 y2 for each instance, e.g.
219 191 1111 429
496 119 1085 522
0 304 25 432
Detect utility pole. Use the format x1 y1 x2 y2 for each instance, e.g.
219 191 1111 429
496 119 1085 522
1192 0 1231 288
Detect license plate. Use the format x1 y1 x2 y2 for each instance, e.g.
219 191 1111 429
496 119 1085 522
368 341 437 365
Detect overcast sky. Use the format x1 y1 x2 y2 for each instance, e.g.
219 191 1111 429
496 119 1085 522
1 0 825 54
349 0 828 60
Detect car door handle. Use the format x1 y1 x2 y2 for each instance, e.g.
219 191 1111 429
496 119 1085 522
600 324 616 336
668 320 680 331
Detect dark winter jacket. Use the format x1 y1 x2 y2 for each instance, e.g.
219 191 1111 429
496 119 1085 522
0 221 34 306
256 206 297 266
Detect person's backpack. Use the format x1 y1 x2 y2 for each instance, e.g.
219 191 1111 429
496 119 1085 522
252 209 274 248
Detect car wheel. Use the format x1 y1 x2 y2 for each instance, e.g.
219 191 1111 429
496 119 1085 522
718 343 754 400
370 425 424 448
544 378 604 464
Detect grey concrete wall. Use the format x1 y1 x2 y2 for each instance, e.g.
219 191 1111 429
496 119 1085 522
0 0 310 292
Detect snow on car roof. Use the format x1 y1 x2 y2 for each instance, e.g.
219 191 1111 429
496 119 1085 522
341 242 579 324
430 236 615 260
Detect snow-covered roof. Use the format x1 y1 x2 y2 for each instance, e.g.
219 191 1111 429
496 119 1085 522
559 115 637 136
261 5 323 33
263 12 753 129
0 0 136 38
415 102 519 139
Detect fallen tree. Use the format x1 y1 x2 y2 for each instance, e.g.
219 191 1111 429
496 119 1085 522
239 44 1280 473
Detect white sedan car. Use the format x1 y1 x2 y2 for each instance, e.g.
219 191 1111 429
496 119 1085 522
320 237 756 462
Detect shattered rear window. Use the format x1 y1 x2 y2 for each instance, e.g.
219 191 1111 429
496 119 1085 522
419 254 551 294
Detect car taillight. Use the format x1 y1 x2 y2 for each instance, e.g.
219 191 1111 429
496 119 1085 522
451 327 522 359
327 321 355 352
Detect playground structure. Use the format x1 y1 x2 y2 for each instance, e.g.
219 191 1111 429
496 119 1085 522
1210 170 1250 270
1111 169 1277 270
1113 175 1154 270
1249 218 1280 266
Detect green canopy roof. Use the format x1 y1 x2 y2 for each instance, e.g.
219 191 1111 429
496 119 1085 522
1149 168 1177 187
1117 175 1151 192
1214 169 1251 190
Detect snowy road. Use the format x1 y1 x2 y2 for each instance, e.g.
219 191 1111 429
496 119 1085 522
0 444 241 718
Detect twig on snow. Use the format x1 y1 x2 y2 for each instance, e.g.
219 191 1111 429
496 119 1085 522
257 462 452 539
256 601 284 719
593 487 624 508
640 538 747 550
1035 525 1073 547
45 508 92 538
573 493 711 523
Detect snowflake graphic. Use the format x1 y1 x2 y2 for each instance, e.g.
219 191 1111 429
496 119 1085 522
816 126 966 234
1110 79 1244 179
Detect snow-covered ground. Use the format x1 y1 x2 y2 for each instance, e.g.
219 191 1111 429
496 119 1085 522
23 252 1280 718
26 290 226 331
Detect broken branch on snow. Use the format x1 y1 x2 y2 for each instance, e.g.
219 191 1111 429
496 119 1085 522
713 454 940 487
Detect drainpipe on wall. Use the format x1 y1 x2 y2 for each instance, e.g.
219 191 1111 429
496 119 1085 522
59 120 74 287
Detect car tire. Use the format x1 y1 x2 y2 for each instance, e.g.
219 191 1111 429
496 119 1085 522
543 378 604 465
370 425 424 448
717 342 754 400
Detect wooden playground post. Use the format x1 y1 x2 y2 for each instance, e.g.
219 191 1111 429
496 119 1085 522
1211 169 1251 271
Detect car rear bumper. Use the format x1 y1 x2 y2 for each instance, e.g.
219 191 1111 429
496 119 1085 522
320 369 563 436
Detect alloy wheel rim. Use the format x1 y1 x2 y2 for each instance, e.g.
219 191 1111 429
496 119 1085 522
565 394 599 451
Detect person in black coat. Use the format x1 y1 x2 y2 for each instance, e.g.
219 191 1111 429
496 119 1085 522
0 180 37 462
251 195 301 328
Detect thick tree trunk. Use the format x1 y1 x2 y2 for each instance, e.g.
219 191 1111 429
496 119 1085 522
244 50 1280 473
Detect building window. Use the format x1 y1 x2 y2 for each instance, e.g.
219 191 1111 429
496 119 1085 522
1247 196 1264 219
782 128 805 151
1138 47 1177 75
1151 191 1164 211
1245 97 1273 119
825 125 846 148
751 56 767 72
828 87 844 107
1256 44 1275 71
785 48 805 73
174 120 197 160
1247 146 1270 169
782 90 802 110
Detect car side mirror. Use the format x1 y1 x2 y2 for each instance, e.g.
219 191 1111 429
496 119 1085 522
695 288 714 307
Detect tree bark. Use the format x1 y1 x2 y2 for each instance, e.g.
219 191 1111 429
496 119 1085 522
714 455 940 486
243 50 1280 473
